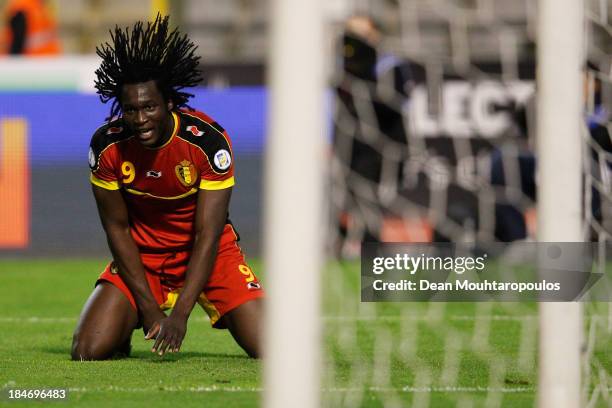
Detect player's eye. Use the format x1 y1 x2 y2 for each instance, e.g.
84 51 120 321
124 107 135 114
144 105 156 111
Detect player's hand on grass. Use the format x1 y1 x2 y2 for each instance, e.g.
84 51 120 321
141 308 168 337
145 314 188 356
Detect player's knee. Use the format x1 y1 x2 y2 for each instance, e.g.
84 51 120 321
225 299 263 359
71 332 109 361
245 346 260 359
71 343 107 361
240 336 261 359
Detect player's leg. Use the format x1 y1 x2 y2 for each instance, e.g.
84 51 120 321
71 282 138 360
202 225 264 358
218 298 263 358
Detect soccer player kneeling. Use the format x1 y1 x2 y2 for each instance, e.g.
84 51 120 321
71 15 264 360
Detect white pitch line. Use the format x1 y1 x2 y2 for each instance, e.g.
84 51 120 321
0 315 608 324
3 382 610 395
326 314 606 322
0 317 77 323
67 385 261 393
4 385 612 395
63 385 537 394
323 315 539 322
333 386 537 393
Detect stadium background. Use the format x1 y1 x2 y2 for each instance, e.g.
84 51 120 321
0 1 610 407
0 0 274 256
0 0 553 256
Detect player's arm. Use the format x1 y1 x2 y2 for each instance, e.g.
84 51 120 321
92 185 166 330
149 187 232 355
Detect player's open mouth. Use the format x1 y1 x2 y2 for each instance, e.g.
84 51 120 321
137 129 155 140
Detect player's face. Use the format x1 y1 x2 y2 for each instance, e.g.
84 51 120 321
120 81 174 147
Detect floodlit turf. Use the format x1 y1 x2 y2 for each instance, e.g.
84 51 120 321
0 259 610 407
322 261 611 408
0 259 261 408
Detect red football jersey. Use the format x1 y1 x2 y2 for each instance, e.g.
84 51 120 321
88 109 235 251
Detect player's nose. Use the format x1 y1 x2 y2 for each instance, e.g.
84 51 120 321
134 110 147 125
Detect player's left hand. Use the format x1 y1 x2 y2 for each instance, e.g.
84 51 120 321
145 315 188 356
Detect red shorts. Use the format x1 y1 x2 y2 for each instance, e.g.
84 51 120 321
97 225 264 328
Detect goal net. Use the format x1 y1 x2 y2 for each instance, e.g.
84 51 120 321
322 0 612 406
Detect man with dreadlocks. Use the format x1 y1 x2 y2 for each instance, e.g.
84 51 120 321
71 15 263 360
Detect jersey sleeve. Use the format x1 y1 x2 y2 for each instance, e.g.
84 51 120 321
198 129 235 190
88 127 121 191
179 111 236 191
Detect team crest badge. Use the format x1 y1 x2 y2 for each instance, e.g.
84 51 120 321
186 125 204 136
175 160 197 187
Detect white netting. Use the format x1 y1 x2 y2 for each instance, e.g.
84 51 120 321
325 0 611 406
583 2 612 406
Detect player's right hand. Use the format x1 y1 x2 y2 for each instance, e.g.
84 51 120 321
141 308 167 337
146 314 188 356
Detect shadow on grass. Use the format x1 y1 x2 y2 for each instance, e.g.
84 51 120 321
133 351 253 362
41 346 252 362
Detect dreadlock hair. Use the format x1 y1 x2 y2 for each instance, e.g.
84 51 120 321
95 14 202 120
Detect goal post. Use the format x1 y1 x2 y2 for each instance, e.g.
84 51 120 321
263 0 325 407
263 0 609 406
536 0 584 407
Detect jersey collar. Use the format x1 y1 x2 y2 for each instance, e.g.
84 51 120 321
144 111 179 150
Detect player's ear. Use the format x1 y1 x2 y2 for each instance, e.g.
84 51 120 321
167 100 174 111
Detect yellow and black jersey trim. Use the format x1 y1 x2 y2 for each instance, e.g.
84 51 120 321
90 174 120 190
199 176 235 190
123 187 198 200
143 112 179 150
177 111 233 175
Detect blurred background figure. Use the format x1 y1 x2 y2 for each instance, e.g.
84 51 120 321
584 61 611 238
343 14 414 96
491 62 611 242
341 15 378 81
490 101 536 242
332 14 415 255
2 0 61 55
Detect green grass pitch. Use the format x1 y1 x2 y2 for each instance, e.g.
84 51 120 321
0 259 609 407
